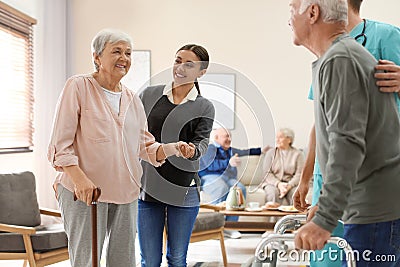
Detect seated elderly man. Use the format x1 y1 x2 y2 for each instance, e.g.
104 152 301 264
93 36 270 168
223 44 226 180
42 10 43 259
262 128 304 206
199 127 270 238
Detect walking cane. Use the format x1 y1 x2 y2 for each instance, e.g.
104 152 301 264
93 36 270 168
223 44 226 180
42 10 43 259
91 188 101 267
74 188 102 267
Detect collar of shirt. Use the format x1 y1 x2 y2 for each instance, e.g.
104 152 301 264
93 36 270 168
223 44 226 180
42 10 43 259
163 82 198 105
213 141 222 148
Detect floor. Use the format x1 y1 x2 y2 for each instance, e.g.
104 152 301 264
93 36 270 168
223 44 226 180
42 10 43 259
0 233 304 267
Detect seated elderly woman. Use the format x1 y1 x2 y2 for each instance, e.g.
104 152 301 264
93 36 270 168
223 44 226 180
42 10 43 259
261 128 304 205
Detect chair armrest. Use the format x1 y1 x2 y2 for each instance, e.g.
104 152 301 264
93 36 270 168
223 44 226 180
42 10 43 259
0 223 36 235
40 207 62 217
200 204 225 211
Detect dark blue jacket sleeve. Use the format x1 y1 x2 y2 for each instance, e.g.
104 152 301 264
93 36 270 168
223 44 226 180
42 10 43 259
232 147 261 157
199 144 229 174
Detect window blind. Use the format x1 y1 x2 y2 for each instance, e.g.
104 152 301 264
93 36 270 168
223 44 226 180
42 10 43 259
0 1 36 153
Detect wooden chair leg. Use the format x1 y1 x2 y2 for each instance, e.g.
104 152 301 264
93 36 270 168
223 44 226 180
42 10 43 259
219 229 228 267
22 234 37 267
163 226 167 255
23 260 28 267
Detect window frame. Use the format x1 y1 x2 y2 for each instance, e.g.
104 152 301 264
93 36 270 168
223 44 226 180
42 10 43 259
0 1 36 154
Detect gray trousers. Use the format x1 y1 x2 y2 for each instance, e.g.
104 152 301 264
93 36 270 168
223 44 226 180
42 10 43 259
57 184 137 267
263 184 296 205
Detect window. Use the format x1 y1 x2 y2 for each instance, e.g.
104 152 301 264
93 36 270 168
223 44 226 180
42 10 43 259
0 1 36 153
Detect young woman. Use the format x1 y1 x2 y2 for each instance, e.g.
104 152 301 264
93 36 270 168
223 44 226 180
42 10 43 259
138 44 215 267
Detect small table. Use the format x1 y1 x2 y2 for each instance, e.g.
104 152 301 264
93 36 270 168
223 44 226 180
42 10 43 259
219 209 306 232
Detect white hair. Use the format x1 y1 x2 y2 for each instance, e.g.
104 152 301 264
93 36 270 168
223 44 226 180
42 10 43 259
299 0 348 24
279 128 295 146
91 28 133 71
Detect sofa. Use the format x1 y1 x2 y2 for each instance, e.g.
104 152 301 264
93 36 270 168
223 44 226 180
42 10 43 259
238 153 313 207
200 154 267 207
200 153 312 209
236 154 266 206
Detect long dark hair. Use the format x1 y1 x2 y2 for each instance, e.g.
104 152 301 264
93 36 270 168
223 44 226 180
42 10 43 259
176 44 209 95
348 0 362 13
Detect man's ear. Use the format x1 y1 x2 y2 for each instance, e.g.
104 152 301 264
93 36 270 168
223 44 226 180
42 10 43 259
309 4 320 24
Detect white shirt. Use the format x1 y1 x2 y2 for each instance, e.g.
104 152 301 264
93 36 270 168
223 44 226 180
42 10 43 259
102 87 122 114
163 82 198 105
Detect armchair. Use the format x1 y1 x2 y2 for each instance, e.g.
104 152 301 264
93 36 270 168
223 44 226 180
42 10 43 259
0 171 69 267
163 204 227 267
190 204 227 267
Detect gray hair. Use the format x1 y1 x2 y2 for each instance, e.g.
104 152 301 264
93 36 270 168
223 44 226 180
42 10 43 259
279 128 295 146
91 28 133 71
299 0 348 24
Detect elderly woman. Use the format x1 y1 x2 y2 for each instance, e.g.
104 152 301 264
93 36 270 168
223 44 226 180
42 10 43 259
48 29 191 267
261 128 304 205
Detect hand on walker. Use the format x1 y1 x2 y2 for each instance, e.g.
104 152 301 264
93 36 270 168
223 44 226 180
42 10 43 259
294 221 331 251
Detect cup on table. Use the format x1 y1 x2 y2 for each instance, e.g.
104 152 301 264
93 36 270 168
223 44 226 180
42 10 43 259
247 202 260 209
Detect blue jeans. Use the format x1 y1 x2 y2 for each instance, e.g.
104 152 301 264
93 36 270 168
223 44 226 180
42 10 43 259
137 188 199 267
201 174 246 221
343 219 400 267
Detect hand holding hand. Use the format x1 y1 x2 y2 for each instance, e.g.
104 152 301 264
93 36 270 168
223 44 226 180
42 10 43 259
293 182 311 211
188 142 196 157
375 60 400 93
162 143 181 157
177 141 195 158
229 153 241 167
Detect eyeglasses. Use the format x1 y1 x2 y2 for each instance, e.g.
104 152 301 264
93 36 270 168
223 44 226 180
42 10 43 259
354 19 367 47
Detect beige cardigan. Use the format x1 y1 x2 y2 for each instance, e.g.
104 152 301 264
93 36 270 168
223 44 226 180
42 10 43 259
261 147 305 188
48 74 162 204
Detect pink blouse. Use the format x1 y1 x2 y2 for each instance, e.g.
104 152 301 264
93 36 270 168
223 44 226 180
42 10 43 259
48 74 162 204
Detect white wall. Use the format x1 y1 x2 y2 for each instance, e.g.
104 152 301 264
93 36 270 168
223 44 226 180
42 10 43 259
0 0 67 209
1 0 399 208
68 0 400 149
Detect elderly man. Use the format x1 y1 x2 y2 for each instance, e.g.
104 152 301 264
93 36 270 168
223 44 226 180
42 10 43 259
199 127 270 238
292 1 400 266
288 0 400 265
295 0 400 213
